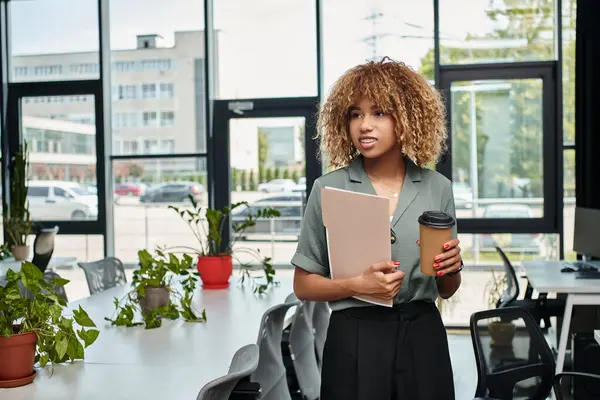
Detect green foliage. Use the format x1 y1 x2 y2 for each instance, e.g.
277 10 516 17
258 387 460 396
0 262 99 368
106 249 206 329
232 168 240 190
5 141 33 248
283 169 290 179
249 170 257 191
258 130 269 166
258 165 266 184
266 167 274 182
240 170 248 191
274 167 281 179
169 196 280 294
0 243 13 261
291 170 299 183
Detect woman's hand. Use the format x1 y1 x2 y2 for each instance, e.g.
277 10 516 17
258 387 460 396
416 238 462 277
353 261 405 299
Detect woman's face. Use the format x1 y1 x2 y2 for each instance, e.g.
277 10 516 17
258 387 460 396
348 98 399 159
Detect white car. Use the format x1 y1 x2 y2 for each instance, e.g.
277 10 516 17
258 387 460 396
257 179 297 193
27 181 98 221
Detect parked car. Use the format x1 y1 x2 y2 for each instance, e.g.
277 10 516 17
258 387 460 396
257 179 297 193
452 182 473 209
139 182 204 203
231 199 303 240
479 204 541 253
27 180 98 221
292 177 306 192
115 183 146 196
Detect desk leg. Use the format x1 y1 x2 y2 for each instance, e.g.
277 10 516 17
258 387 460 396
555 293 600 375
556 294 573 374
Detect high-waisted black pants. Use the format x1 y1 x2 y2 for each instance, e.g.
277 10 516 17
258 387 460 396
320 301 455 400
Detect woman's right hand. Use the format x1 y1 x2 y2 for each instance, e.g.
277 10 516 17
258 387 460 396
353 261 405 299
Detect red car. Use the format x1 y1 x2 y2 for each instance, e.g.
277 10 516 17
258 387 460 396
115 183 146 196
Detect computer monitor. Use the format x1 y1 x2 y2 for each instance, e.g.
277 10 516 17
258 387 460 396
573 207 600 259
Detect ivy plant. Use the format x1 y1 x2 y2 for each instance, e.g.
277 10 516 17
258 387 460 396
105 249 207 329
0 262 99 368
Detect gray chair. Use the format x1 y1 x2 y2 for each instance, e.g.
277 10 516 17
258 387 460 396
78 257 127 295
196 343 260 400
288 300 321 400
252 296 300 400
312 301 330 371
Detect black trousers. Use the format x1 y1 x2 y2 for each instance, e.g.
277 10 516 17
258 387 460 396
320 301 455 400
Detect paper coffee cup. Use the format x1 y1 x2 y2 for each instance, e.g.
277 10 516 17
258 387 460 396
418 211 455 276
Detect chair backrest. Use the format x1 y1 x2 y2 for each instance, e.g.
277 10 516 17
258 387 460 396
495 246 520 307
470 307 555 399
251 299 300 400
312 301 330 370
18 270 68 303
78 257 127 295
288 300 321 400
43 271 69 303
196 344 260 400
31 226 59 273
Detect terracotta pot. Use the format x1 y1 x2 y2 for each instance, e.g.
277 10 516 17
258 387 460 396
0 329 37 384
489 320 516 347
11 245 29 261
197 255 233 289
139 286 170 315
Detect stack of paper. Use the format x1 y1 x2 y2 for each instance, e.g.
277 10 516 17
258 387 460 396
321 186 393 307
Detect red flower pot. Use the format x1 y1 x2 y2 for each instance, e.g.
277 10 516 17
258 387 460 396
0 329 37 387
197 255 233 289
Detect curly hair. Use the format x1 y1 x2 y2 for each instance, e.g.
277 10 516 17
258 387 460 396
316 57 447 169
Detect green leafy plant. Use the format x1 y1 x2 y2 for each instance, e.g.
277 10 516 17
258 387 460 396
0 262 99 368
4 141 33 248
0 243 13 261
169 196 280 294
106 249 207 329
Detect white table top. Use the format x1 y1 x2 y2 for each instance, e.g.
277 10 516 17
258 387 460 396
0 274 295 399
0 257 77 278
521 260 600 294
595 330 600 345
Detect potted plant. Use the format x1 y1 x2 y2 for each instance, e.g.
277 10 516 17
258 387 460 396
4 142 33 261
169 196 280 294
484 268 516 347
106 249 207 329
0 262 99 388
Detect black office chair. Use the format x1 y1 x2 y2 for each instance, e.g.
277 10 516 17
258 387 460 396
31 225 59 273
470 307 600 400
495 247 565 330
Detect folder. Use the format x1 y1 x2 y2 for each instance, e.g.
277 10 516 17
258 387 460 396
321 186 393 307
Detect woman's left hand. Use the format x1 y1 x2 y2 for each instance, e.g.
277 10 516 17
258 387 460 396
416 238 462 277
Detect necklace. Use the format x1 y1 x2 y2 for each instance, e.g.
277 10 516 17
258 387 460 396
368 174 402 198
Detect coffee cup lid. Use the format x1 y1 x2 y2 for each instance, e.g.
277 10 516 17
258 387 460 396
418 210 455 228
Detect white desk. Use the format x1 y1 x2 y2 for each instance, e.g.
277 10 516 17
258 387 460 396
522 260 600 375
0 257 77 278
0 275 295 399
595 330 600 345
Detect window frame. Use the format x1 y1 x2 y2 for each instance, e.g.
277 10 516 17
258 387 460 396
436 61 561 234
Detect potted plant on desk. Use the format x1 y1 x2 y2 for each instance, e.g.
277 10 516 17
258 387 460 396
169 196 280 294
106 249 207 329
0 262 99 388
4 141 33 261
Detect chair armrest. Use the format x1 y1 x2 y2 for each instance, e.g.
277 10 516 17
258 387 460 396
553 371 600 400
230 381 262 399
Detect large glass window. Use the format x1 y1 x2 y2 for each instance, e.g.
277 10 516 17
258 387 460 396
214 0 317 99
449 79 544 218
9 0 100 82
323 0 435 89
112 158 207 263
109 0 206 155
22 95 98 222
439 0 556 65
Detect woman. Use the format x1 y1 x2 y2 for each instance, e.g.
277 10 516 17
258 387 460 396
291 57 463 400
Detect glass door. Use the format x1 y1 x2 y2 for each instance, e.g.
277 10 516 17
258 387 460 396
213 97 319 266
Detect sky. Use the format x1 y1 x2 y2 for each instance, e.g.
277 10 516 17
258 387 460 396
8 0 510 99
